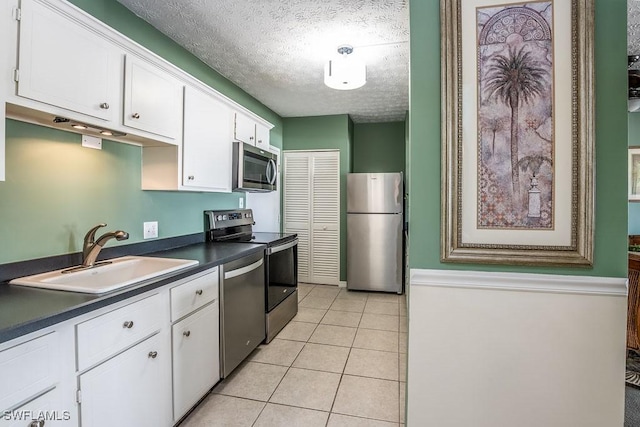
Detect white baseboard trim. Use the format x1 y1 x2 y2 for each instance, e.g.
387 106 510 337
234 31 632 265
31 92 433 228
410 269 627 297
339 281 347 288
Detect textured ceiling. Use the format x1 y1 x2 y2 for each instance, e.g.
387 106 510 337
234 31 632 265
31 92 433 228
116 0 409 123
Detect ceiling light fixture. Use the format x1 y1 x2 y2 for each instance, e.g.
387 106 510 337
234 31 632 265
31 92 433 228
324 45 366 90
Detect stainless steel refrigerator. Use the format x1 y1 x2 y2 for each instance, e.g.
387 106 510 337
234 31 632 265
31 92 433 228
347 172 403 293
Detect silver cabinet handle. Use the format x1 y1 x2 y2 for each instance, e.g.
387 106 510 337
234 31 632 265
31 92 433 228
195 289 203 295
132 112 140 119
123 321 134 329
100 102 110 110
183 330 191 337
148 351 158 359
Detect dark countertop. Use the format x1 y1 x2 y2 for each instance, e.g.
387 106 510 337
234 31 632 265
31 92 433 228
0 241 265 345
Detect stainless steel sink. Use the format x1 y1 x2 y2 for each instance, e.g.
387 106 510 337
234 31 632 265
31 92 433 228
9 256 199 294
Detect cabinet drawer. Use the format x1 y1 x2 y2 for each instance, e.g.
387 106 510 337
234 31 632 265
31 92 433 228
0 388 66 427
0 333 57 412
170 268 219 321
76 294 163 371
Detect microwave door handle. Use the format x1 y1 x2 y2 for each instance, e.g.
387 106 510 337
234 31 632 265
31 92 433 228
265 160 272 187
268 159 277 185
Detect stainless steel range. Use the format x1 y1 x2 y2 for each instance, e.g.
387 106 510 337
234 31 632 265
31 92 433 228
205 209 298 343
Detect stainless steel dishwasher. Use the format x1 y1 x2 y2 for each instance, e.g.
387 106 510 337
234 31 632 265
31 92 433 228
219 250 266 378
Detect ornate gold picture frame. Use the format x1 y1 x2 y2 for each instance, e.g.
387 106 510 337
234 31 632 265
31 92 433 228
441 0 594 266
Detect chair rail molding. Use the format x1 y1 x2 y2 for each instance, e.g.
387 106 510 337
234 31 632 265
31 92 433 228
410 268 627 297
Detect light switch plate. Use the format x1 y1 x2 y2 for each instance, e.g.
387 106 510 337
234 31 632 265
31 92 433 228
239 198 244 208
143 221 158 239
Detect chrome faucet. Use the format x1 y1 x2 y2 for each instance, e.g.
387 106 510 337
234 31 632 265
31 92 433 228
82 223 129 268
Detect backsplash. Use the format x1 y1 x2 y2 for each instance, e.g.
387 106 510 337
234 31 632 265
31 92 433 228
0 119 241 264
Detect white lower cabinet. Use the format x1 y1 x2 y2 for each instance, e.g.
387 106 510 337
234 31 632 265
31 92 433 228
0 268 223 426
0 325 76 427
78 330 172 427
0 333 58 413
0 388 67 427
172 303 220 421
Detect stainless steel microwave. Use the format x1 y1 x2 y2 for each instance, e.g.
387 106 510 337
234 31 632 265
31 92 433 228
232 142 277 192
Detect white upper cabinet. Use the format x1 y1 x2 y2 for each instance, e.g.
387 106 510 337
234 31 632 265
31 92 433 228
234 112 256 145
0 0 274 185
234 112 271 150
17 0 121 122
182 86 232 192
255 123 270 150
124 55 183 141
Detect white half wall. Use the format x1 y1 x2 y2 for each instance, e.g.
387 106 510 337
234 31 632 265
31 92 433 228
407 269 627 427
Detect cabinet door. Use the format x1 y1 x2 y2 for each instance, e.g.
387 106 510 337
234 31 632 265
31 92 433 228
18 0 120 121
255 123 270 150
234 113 255 145
182 87 232 191
124 55 183 140
79 331 172 427
309 152 340 285
172 303 220 421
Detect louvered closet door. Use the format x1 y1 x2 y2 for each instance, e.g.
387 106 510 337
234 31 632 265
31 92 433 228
283 152 311 282
310 152 340 285
283 150 340 286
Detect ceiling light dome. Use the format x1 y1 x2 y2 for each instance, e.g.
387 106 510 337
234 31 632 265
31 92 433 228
324 45 366 90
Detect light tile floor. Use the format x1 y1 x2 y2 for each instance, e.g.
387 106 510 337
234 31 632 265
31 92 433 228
180 283 408 427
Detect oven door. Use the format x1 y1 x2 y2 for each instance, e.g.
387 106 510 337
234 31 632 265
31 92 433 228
234 142 277 192
266 239 298 311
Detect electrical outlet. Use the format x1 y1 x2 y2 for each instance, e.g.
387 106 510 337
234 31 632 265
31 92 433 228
239 198 244 208
143 221 158 239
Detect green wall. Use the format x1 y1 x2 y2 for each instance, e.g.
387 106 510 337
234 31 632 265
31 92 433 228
409 0 628 278
0 0 282 264
0 120 244 262
352 122 406 174
282 115 352 281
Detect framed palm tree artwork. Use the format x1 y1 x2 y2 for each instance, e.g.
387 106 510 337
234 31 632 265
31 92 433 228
441 0 594 266
630 148 640 201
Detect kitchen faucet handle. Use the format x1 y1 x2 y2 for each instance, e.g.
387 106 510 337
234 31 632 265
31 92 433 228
83 223 107 254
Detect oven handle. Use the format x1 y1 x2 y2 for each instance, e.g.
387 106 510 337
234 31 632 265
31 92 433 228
267 238 298 255
224 258 263 280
